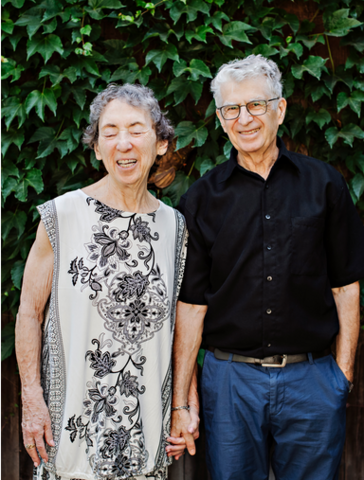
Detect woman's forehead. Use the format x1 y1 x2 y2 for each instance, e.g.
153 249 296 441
99 99 153 128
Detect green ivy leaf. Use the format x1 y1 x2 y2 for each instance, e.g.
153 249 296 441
325 124 364 148
145 43 179 72
291 56 329 80
15 169 44 202
1 58 25 82
11 260 25 290
1 96 26 129
167 77 203 105
200 158 215 176
2 177 18 202
169 0 210 24
15 12 43 38
160 196 173 207
1 210 27 241
205 99 216 118
39 65 63 85
162 170 195 206
27 34 64 63
283 13 300 35
25 89 57 121
175 120 208 149
253 44 278 57
2 18 14 34
337 90 364 116
209 11 229 32
1 322 15 361
351 173 364 201
1 128 24 156
188 59 212 81
219 21 254 48
279 42 303 59
185 25 213 43
324 9 362 37
306 108 331 129
223 139 232 159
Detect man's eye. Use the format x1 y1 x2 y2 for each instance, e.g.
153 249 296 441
226 106 238 111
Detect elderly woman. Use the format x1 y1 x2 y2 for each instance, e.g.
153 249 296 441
15 83 198 480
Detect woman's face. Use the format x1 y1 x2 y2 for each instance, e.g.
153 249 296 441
94 99 168 188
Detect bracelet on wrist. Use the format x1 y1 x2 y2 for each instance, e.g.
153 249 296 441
171 405 190 412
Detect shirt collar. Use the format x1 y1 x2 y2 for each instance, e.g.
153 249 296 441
218 136 300 183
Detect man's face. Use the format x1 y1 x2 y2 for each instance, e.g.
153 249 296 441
216 77 287 158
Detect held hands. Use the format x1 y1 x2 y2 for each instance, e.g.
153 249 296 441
21 388 54 467
166 404 200 460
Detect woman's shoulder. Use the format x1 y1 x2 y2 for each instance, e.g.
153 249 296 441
38 189 88 217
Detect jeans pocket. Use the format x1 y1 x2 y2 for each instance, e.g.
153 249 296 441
331 355 350 391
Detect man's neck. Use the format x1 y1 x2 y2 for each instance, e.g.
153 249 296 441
237 142 279 181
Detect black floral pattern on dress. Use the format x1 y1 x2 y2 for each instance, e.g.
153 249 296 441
113 271 149 302
86 339 116 379
100 426 130 459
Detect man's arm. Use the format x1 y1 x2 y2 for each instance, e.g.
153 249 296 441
15 221 55 467
332 281 360 382
169 300 207 455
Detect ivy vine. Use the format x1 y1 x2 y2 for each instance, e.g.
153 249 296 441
2 0 364 359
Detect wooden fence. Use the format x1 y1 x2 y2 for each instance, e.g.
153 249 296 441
2 308 363 479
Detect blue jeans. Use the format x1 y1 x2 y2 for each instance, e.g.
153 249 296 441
201 351 349 480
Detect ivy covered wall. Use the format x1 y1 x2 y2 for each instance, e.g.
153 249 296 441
2 0 364 359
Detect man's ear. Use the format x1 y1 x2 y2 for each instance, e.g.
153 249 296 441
216 110 227 132
277 98 287 125
157 139 169 156
94 142 102 160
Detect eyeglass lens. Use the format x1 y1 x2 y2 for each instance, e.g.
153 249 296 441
222 101 267 119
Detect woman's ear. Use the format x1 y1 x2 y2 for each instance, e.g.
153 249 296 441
94 142 102 160
157 139 169 157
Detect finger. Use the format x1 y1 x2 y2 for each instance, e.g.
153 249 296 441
175 452 185 461
167 448 186 457
193 430 200 440
183 432 196 456
34 434 49 464
44 421 55 447
166 436 186 445
24 438 40 466
166 445 186 453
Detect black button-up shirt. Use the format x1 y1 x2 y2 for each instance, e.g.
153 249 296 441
178 137 364 358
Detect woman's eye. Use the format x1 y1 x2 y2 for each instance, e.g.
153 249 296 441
131 132 142 136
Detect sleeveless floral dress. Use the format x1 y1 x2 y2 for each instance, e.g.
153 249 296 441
34 189 187 480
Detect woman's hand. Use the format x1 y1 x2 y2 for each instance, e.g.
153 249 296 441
22 388 55 466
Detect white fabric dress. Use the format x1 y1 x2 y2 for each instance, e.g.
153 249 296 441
34 189 187 480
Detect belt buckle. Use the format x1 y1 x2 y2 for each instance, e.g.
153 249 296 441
262 354 287 368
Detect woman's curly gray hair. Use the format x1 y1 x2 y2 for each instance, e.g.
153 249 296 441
83 83 174 149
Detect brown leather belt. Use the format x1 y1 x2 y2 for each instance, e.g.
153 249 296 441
207 347 331 368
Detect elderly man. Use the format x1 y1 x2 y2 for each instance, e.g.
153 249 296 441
169 55 364 480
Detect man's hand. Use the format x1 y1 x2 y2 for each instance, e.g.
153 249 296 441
332 281 360 384
22 388 55 466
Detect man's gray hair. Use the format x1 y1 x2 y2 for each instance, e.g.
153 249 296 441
83 83 174 149
211 55 283 107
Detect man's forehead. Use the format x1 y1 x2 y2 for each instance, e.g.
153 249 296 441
220 78 272 102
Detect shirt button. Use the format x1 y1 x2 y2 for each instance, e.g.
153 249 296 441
267 245 272 250
267 343 271 347
265 184 269 189
266 308 272 314
267 276 273 281
265 214 271 220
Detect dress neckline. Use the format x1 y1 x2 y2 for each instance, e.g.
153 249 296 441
78 189 162 216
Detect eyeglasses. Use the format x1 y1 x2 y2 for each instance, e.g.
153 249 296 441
218 98 280 120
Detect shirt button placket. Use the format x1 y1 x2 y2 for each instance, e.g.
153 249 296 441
263 182 275 354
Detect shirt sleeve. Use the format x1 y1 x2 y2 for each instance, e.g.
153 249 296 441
325 176 364 288
177 194 210 305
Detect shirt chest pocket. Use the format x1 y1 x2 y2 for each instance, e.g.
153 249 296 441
291 216 325 275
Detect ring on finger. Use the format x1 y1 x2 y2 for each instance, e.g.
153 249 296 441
25 444 36 449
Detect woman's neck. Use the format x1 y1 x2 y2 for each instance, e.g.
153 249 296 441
83 175 159 213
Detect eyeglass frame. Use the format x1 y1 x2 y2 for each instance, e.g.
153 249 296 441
217 97 280 120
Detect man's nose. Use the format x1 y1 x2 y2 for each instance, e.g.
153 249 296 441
237 106 253 125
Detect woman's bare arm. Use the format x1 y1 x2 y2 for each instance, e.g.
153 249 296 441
15 221 55 467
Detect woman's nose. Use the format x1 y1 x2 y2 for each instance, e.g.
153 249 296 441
116 133 133 151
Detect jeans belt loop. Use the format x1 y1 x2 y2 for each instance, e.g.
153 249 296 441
307 352 314 365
